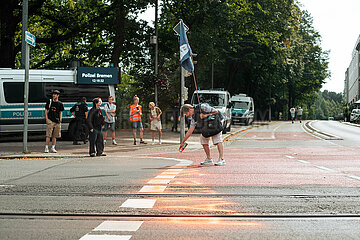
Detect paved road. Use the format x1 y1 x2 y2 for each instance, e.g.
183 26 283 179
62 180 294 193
1 122 360 239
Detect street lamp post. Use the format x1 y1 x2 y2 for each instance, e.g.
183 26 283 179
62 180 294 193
154 0 158 106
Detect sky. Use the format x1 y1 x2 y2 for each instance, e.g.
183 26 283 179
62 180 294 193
299 0 360 93
140 1 360 93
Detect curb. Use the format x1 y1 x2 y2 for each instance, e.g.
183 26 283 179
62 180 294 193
342 122 360 128
0 154 87 160
302 121 343 140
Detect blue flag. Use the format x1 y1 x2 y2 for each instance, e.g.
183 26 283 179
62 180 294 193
179 20 194 73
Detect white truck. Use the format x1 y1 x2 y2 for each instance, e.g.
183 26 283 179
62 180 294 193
191 89 232 133
231 94 254 125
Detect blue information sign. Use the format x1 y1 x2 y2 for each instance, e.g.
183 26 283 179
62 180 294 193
25 31 36 47
76 67 119 85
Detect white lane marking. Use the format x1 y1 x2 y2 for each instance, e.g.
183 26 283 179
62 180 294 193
79 234 132 240
315 166 336 172
120 199 156 209
162 169 183 175
285 155 295 159
297 160 311 164
139 185 166 193
347 175 360 181
147 179 171 184
148 157 193 165
155 175 176 179
271 125 282 139
93 221 143 232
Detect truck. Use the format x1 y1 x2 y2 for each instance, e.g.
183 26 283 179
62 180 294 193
191 89 232 133
231 94 254 125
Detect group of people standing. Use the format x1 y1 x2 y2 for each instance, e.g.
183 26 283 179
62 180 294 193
44 91 163 157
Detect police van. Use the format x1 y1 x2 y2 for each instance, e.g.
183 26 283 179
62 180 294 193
0 68 118 135
191 89 232 133
231 94 254 125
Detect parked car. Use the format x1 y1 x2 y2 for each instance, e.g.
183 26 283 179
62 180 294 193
350 109 360 123
231 94 254 125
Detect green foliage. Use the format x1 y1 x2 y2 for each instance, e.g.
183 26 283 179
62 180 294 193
308 91 343 120
1 0 332 125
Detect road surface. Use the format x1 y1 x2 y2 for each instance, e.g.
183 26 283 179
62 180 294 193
1 121 360 239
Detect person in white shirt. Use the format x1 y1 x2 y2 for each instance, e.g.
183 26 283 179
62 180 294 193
148 102 162 145
290 107 296 124
103 96 117 145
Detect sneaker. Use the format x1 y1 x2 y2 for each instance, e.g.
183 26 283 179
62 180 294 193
51 147 57 153
112 140 117 145
140 141 147 144
134 140 137 145
104 139 107 144
90 153 96 157
44 146 49 153
73 141 81 145
200 158 214 165
152 139 155 145
96 152 106 156
159 139 162 145
214 158 226 166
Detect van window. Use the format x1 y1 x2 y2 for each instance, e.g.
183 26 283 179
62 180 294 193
3 82 110 103
193 93 226 107
3 82 47 103
233 101 249 109
44 83 110 102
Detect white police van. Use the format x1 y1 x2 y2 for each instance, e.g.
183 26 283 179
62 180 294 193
0 68 117 135
231 94 254 125
191 89 232 133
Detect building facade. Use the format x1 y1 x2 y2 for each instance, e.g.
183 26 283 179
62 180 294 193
344 34 360 105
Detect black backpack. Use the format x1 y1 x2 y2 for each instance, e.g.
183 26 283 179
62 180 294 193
194 105 224 138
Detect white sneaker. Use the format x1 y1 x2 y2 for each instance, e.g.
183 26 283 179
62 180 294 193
51 147 57 153
200 158 214 165
152 139 155 145
112 140 117 145
159 139 162 145
215 158 226 166
104 139 107 144
44 146 49 153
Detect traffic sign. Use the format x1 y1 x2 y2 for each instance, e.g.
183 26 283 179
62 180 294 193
173 21 189 36
25 31 35 47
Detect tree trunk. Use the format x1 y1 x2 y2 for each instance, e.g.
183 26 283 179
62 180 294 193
111 0 126 67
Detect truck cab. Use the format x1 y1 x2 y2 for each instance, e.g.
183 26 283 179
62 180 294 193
191 89 232 133
231 94 254 125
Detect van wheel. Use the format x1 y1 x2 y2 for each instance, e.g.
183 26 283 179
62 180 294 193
245 119 249 126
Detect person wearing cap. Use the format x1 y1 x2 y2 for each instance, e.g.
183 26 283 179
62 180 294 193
44 90 64 153
148 102 162 145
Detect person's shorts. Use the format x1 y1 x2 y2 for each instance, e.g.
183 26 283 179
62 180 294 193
150 120 162 131
103 122 115 132
46 119 61 138
200 131 222 145
131 121 143 129
291 113 295 118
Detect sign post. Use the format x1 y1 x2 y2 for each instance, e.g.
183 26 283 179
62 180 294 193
23 31 35 153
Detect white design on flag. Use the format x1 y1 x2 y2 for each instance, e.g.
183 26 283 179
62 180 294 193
180 44 189 60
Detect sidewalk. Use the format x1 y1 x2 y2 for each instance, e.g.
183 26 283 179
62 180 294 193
0 125 251 158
